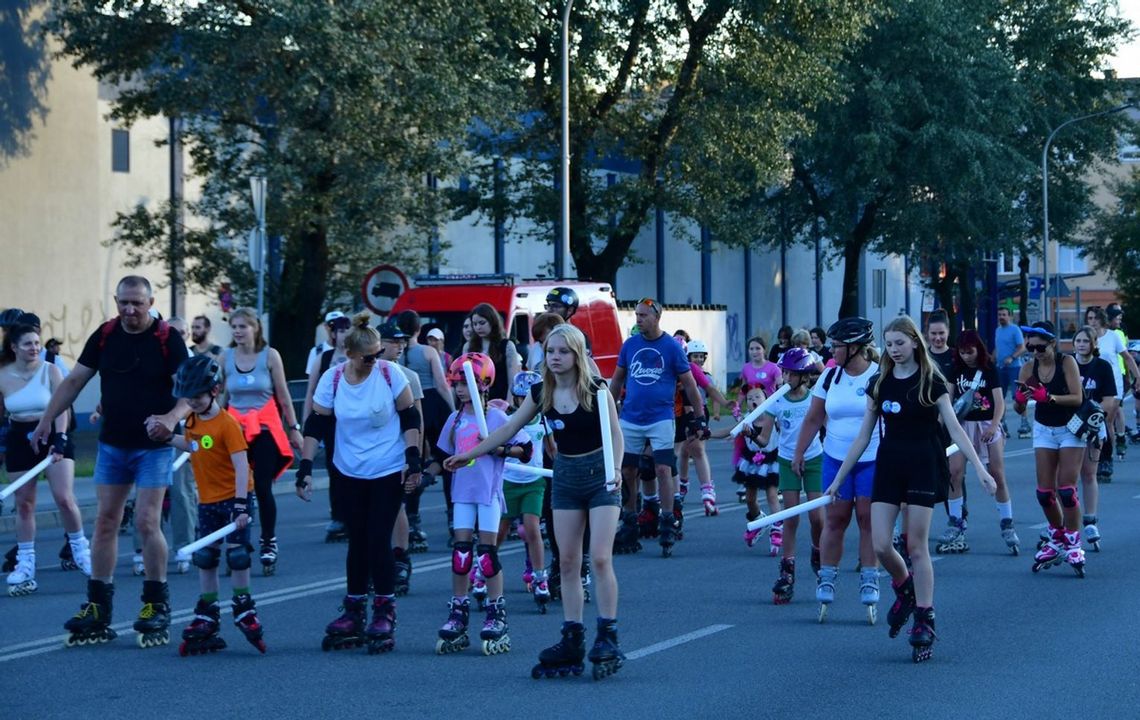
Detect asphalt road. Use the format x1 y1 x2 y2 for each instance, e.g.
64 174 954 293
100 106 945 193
3 429 1140 720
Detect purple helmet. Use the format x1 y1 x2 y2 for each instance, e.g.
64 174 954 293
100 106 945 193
777 347 815 373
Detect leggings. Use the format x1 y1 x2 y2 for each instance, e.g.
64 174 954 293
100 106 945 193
344 472 405 596
249 433 280 541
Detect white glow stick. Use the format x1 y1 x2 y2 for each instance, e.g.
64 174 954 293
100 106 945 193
0 456 53 501
946 444 960 457
598 387 617 491
172 451 191 471
730 384 791 437
463 360 489 438
176 522 239 561
746 495 833 532
504 464 554 478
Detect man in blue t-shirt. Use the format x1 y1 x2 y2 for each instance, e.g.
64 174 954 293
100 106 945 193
609 299 707 552
994 307 1028 436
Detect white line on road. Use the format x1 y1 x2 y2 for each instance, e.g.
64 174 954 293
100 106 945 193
625 624 733 661
1031 522 1049 529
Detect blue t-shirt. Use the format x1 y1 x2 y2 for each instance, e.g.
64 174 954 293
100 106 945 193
994 323 1023 365
617 333 691 425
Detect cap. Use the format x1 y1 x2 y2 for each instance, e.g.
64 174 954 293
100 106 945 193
1020 321 1056 341
426 328 445 341
46 337 62 348
1107 306 1123 319
324 310 346 324
16 312 41 329
379 321 408 340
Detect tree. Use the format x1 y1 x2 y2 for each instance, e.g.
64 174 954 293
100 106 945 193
0 1 50 164
1088 168 1140 311
50 0 522 373
452 0 880 286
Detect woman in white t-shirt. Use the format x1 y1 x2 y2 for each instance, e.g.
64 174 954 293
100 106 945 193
793 317 881 624
295 313 422 654
1086 306 1140 479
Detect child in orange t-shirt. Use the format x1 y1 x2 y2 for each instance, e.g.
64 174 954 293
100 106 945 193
169 355 265 654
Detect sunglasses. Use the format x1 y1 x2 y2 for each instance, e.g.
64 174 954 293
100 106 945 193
637 297 662 314
1026 344 1050 352
360 352 381 363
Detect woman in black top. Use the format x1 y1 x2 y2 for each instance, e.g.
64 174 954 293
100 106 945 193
940 330 1018 554
1012 321 1086 576
446 324 626 680
1071 326 1116 551
464 303 521 402
826 316 994 663
925 311 956 380
768 326 792 363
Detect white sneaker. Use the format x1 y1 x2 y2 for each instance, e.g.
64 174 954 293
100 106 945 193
70 537 92 577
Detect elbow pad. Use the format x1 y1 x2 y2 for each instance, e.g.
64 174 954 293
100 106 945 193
398 404 421 433
302 412 331 440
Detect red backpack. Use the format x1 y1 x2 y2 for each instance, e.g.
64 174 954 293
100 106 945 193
97 318 173 362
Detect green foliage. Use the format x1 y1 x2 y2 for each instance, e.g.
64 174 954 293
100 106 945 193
1088 167 1140 308
0 1 51 164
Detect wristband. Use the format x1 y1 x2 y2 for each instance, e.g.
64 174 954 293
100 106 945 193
295 458 313 489
231 497 250 520
50 432 68 456
404 446 423 475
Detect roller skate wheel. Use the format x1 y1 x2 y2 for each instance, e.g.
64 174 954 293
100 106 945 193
321 636 334 651
867 605 877 625
912 646 933 663
818 604 829 623
531 666 543 679
136 630 170 649
262 564 276 577
61 560 78 571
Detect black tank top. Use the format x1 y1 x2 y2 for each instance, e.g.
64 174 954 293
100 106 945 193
1031 352 1079 427
529 378 605 455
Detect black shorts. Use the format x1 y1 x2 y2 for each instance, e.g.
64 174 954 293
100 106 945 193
4 419 75 474
674 411 694 443
197 498 253 548
871 439 949 509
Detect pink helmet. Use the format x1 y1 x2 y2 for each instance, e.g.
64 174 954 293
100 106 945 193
777 347 815 373
448 352 495 391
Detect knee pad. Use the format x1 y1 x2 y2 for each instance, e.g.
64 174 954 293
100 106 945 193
451 541 474 576
652 449 676 468
1058 485 1078 509
226 544 252 571
1035 487 1056 510
191 546 221 570
475 544 502 579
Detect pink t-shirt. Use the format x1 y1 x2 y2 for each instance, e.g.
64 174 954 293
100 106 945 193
740 361 779 395
690 362 711 389
438 406 528 506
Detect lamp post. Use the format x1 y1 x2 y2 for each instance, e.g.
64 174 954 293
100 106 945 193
558 0 574 280
1041 102 1134 329
249 175 268 328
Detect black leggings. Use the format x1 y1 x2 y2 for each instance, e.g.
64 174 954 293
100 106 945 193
344 473 405 596
249 433 281 541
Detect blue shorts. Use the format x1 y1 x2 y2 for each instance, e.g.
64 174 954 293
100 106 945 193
822 453 875 501
197 499 253 547
93 443 173 489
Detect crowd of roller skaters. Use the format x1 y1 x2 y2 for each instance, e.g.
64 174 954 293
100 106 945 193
4 280 1140 670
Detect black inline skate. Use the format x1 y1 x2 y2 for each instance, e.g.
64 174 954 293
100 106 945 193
588 618 625 680
393 548 412 597
408 513 429 553
436 597 471 654
671 503 685 541
479 596 511 655
324 519 348 543
532 621 586 679
658 514 679 558
134 580 171 649
366 595 396 654
64 580 117 647
612 511 642 555
322 595 367 651
180 599 227 656
581 554 592 604
886 574 916 639
259 537 278 576
232 593 267 653
772 558 795 605
909 606 936 663
637 499 661 539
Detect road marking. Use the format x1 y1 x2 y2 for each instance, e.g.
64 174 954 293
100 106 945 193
1005 448 1035 458
1133 494 1140 500
625 624 733 661
1031 522 1049 529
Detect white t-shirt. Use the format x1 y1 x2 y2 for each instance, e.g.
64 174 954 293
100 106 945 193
812 363 880 463
765 392 822 461
527 343 544 374
305 342 334 376
1096 331 1125 395
503 415 548 484
314 360 410 480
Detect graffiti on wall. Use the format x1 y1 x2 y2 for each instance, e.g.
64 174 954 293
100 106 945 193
40 302 109 363
726 312 743 364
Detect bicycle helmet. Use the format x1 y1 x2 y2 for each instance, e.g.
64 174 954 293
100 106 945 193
544 287 580 317
173 355 223 398
511 370 542 398
448 352 495 392
777 347 815 373
826 317 874 345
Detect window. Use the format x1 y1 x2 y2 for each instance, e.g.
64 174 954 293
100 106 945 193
111 129 130 173
1056 245 1086 274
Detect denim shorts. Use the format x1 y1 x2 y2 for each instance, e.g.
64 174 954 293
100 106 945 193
551 449 621 511
197 498 253 547
94 443 173 489
822 453 875 501
1033 422 1085 451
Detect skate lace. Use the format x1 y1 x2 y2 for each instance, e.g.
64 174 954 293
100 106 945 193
138 603 158 619
74 602 100 620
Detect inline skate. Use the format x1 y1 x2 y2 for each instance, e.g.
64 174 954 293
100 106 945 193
436 597 471 654
322 595 367 651
469 565 488 610
532 621 586 678
588 618 625 681
1032 527 1065 573
6 547 36 597
180 599 227 656
522 555 535 592
886 574 915 639
1000 518 1020 556
1082 515 1101 552
366 595 396 654
64 580 117 647
658 514 680 558
816 565 837 621
61 534 92 575
1116 432 1127 460
769 521 783 557
393 548 412 597
532 569 551 614
479 596 511 655
934 517 968 554
743 510 764 548
637 498 661 539
678 478 690 500
581 554 592 604
131 551 144 576
859 567 879 625
1063 530 1086 578
612 511 642 555
134 580 171 649
547 557 562 601
701 483 718 516
408 513 428 553
259 537 278 576
232 593 267 653
772 557 795 605
909 606 936 663
120 499 135 535
324 519 348 543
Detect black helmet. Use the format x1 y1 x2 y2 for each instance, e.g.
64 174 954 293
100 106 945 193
173 355 222 399
0 308 26 330
544 287 579 317
827 317 874 345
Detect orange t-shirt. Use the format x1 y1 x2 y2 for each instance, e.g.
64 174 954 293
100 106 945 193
184 411 251 504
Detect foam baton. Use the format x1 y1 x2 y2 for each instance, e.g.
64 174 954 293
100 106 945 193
504 464 554 478
172 450 191 471
598 387 617 492
746 494 833 532
463 360 489 439
946 443 960 457
176 522 239 561
0 455 53 502
729 383 791 437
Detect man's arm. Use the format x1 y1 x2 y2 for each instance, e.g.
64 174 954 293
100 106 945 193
31 364 96 448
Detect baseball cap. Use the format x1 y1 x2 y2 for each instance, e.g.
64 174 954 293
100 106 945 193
379 321 408 340
324 310 346 324
427 328 445 341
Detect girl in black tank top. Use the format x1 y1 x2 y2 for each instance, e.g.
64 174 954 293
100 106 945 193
1029 351 1080 428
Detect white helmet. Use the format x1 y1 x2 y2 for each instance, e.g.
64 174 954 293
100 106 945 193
687 340 708 355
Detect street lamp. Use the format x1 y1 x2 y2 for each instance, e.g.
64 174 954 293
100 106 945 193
249 175 268 327
558 0 574 280
1041 102 1134 330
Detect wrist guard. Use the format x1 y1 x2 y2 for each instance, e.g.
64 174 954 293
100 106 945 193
231 496 250 521
295 459 313 489
404 446 423 475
